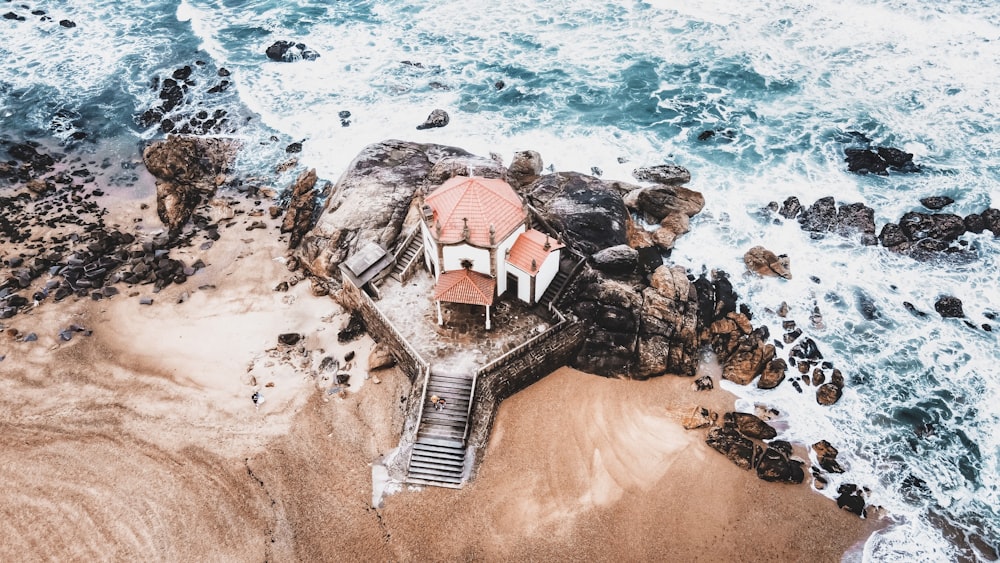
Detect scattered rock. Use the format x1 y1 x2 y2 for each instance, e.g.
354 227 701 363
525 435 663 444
337 312 366 342
368 343 396 370
727 412 777 440
280 168 319 249
693 375 713 391
836 483 867 517
756 446 805 484
631 164 691 186
415 109 449 130
265 40 320 62
743 246 792 279
757 358 787 389
706 425 756 470
920 196 955 210
816 383 843 406
934 295 965 318
812 440 845 473
278 332 302 346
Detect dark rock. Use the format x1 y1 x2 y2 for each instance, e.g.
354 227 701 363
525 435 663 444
816 383 843 405
836 483 866 517
694 375 713 391
899 211 966 243
878 223 909 249
964 213 986 234
171 66 192 80
265 40 320 62
798 197 837 232
726 412 777 440
591 244 637 275
856 289 878 320
778 196 801 219
631 164 691 186
285 142 303 154
280 168 319 249
344 350 356 362
836 202 877 242
934 295 964 318
526 172 630 255
697 130 715 141
790 337 822 361
812 440 845 473
706 425 755 470
920 196 955 211
756 446 805 484
415 109 449 130
338 312 366 343
844 148 887 175
877 146 915 169
335 372 350 385
983 208 1000 235
278 333 302 346
59 19 76 28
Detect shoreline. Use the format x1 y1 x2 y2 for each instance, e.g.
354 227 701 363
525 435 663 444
1 145 881 561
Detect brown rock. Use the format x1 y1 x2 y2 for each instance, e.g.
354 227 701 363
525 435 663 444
727 412 777 440
756 446 805 484
812 440 845 473
624 184 705 221
721 340 775 385
743 246 792 279
816 383 843 405
507 150 543 188
636 266 700 377
367 343 396 370
811 368 826 386
143 135 240 233
280 168 319 249
831 368 845 388
706 426 755 470
757 358 787 389
682 406 715 430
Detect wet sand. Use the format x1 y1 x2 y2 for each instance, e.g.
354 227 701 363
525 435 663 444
0 195 876 561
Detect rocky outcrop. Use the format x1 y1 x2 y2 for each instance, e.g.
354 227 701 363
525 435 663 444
812 440 845 474
709 312 774 385
797 197 877 244
415 109 449 130
844 142 917 175
757 358 787 389
726 412 777 440
426 154 506 184
570 272 642 376
367 343 396 370
265 40 320 62
143 135 240 234
816 383 843 406
525 172 631 255
706 425 757 471
507 150 543 189
296 140 469 278
280 168 319 249
920 196 954 210
623 184 704 222
756 443 805 484
743 246 791 279
636 265 701 378
632 164 691 186
704 413 803 484
878 211 967 257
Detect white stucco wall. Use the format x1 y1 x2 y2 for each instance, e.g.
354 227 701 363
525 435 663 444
421 222 439 278
534 249 561 302
494 225 525 296
506 264 533 303
442 243 492 277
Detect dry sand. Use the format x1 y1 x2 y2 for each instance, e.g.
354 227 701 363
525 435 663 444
0 195 876 562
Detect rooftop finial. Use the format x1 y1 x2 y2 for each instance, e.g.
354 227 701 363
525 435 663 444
544 234 551 251
531 258 537 272
462 217 470 240
489 224 496 245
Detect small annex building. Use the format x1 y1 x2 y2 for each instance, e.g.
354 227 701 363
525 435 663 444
420 176 564 328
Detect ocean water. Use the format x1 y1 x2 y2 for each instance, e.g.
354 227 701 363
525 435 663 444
2 0 999 560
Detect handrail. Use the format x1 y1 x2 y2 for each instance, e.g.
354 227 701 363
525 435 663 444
397 241 425 283
462 369 478 444
548 252 587 312
392 226 420 264
409 362 432 446
477 317 567 375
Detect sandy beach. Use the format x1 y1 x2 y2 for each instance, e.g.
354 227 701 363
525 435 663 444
0 193 875 561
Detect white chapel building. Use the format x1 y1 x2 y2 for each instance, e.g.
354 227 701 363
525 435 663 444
419 176 564 328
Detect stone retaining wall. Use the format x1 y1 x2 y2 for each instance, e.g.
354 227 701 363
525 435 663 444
466 317 586 472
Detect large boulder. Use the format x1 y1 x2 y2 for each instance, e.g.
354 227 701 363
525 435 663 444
756 446 805 484
281 168 320 249
812 440 845 474
934 296 965 318
743 246 791 279
631 164 691 186
415 109 449 130
706 425 757 471
142 135 240 233
296 140 469 278
624 184 704 221
591 244 638 275
570 272 642 376
726 412 777 440
798 197 876 244
636 265 701 377
757 358 788 389
507 150 543 189
525 172 631 255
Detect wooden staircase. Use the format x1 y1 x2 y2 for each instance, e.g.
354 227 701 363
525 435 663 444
406 370 474 487
391 234 423 282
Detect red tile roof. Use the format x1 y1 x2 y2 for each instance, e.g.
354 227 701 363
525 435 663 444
507 229 564 274
434 269 496 306
425 176 525 247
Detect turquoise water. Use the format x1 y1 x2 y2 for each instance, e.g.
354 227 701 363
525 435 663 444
2 1 999 559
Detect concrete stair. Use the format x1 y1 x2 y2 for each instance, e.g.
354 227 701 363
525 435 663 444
537 257 574 308
406 371 474 487
391 235 423 281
